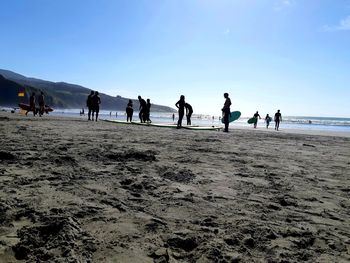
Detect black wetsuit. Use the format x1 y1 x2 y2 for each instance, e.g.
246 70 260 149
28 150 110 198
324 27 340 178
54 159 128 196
87 94 94 120
139 99 147 123
185 103 193 125
176 99 186 127
274 112 282 130
222 98 231 132
92 94 101 121
126 101 133 122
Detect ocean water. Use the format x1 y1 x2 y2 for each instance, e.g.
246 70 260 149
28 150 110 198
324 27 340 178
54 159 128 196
2 107 350 133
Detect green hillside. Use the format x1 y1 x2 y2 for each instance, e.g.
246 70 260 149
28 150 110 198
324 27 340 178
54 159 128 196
0 69 175 112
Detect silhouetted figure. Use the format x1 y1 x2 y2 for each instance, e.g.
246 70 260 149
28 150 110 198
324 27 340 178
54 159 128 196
222 93 231 132
145 99 152 123
92 91 101 121
175 95 186 128
87 91 94 121
126 99 133 122
274 110 282 131
38 91 45 117
265 114 271 129
172 113 175 122
138 96 147 123
253 111 261 128
185 103 193 125
26 92 36 116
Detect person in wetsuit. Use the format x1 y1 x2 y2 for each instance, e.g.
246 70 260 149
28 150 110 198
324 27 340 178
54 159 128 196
87 91 94 121
253 111 261 128
138 96 147 123
265 114 272 129
145 99 152 123
27 92 36 116
175 95 186 128
222 93 231 132
38 91 45 116
274 109 282 131
126 99 134 122
91 91 101 121
185 102 193 125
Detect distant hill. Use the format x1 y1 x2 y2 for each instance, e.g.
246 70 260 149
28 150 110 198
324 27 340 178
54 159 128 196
0 69 175 112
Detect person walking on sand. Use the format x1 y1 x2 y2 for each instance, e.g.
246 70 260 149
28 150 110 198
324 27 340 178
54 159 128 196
87 91 94 121
185 102 193 125
265 114 272 129
92 91 101 121
38 91 45 117
274 109 282 131
253 111 261 128
126 99 134 122
222 93 231 132
175 95 186 128
145 98 152 123
138 96 147 123
26 92 36 116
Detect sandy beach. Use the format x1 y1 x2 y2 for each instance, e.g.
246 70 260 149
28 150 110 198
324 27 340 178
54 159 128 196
0 112 349 263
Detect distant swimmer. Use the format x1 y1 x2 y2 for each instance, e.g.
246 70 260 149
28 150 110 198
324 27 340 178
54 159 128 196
222 93 231 132
38 91 45 117
175 95 186 128
274 109 282 131
92 91 101 121
145 99 152 123
87 91 94 121
185 102 193 125
26 92 36 116
265 114 272 129
253 111 261 128
126 99 133 122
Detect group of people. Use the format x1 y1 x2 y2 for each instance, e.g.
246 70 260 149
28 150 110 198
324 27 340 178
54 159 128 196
136 96 152 123
26 91 46 117
221 93 282 132
86 91 101 121
251 110 282 131
175 95 193 128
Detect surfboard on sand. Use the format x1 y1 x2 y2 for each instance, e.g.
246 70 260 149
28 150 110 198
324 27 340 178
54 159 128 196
104 119 221 131
19 103 54 113
221 111 241 123
247 117 257 124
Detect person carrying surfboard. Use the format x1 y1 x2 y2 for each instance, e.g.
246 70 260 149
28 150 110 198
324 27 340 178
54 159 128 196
274 110 282 131
185 102 193 125
222 93 231 132
252 111 261 128
175 95 186 128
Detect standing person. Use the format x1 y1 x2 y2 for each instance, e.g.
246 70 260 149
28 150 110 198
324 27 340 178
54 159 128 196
175 95 186 128
92 91 101 121
145 99 152 123
87 91 94 121
185 102 193 125
265 114 272 129
138 96 147 123
26 92 36 116
38 91 45 117
274 109 282 131
222 93 231 132
126 99 134 122
253 111 261 128
172 113 175 122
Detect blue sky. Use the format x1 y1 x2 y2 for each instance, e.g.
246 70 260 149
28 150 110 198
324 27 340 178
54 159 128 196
1 0 350 117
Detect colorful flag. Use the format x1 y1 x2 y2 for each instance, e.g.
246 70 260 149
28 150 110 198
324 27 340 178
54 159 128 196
18 87 25 97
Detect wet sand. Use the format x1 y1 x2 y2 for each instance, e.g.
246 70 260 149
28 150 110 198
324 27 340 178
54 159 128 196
0 112 349 262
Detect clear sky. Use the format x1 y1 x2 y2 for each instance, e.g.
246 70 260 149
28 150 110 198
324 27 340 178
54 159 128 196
1 0 350 117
